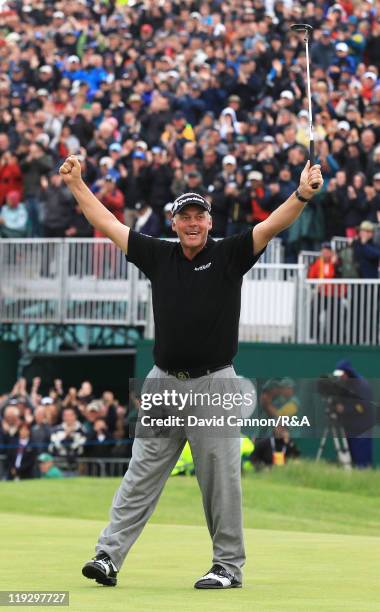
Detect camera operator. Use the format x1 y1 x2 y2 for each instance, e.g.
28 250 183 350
330 360 375 468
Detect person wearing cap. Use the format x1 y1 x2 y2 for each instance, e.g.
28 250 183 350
311 29 335 71
133 201 161 238
279 90 295 109
246 170 272 227
260 378 300 419
35 65 56 93
275 378 300 417
353 220 380 278
332 360 375 468
332 42 356 74
219 106 241 140
162 202 176 238
62 55 87 83
258 379 281 436
361 71 378 102
38 453 63 479
60 153 323 589
226 95 248 123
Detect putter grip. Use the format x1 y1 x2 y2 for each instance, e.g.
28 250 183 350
309 140 319 190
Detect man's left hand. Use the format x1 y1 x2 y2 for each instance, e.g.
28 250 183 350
298 161 324 200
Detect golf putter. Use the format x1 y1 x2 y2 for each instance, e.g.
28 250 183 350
290 23 319 189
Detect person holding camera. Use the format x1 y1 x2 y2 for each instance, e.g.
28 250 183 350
332 360 375 468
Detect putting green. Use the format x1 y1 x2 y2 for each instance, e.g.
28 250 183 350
1 465 380 611
1 512 379 612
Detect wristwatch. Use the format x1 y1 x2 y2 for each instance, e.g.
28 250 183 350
295 189 310 203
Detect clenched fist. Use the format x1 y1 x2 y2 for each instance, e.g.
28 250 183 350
298 161 324 200
59 155 82 186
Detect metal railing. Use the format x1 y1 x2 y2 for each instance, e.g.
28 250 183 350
62 457 130 477
1 238 380 345
303 279 380 345
0 237 281 325
0 454 130 479
240 264 303 342
0 239 133 324
298 250 319 270
331 236 349 252
258 237 283 264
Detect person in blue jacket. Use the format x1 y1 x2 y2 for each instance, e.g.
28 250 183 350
353 221 380 279
333 359 375 468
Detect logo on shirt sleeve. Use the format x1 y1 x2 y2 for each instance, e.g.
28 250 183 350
194 262 212 272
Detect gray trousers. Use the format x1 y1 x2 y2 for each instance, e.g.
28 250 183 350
96 365 245 581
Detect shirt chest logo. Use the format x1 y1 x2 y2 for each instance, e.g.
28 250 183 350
194 262 212 272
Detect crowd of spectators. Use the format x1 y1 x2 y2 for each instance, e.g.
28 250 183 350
0 376 135 479
0 0 379 262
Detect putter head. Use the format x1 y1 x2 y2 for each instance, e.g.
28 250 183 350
290 23 313 34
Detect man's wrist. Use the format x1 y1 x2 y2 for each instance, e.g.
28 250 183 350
69 178 85 195
295 188 311 203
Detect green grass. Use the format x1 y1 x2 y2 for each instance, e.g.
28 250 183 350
1 461 380 611
2 461 380 536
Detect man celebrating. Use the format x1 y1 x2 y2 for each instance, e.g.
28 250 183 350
59 155 323 589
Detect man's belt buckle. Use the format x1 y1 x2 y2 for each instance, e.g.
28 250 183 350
177 370 190 380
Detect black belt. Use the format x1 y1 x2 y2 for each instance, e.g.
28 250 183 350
161 364 232 380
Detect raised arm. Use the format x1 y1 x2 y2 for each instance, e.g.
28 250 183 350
59 155 130 254
252 162 323 255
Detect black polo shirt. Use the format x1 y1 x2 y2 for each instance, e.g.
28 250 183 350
126 229 264 370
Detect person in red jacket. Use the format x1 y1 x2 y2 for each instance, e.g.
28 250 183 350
307 242 339 294
0 151 23 206
94 175 125 237
247 171 270 225
307 242 343 342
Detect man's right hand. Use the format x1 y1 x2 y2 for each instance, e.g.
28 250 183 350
59 156 82 186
